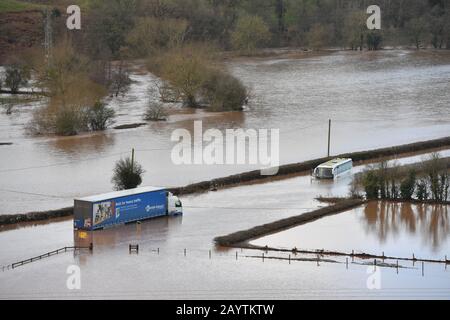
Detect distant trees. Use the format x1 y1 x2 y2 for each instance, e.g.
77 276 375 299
406 17 428 49
307 24 330 50
343 11 367 51
87 0 138 58
367 31 383 51
127 17 188 57
38 0 450 62
231 14 271 54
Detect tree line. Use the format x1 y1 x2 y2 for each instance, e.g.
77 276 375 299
2 0 450 136
358 153 450 203
75 0 450 57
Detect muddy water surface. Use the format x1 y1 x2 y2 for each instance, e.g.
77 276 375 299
1 158 449 299
1 50 450 214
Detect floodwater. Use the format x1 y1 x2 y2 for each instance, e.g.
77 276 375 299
1 158 449 299
251 202 450 261
1 50 450 215
1 50 450 299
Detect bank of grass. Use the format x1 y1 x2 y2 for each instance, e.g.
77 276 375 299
214 199 365 247
0 207 73 226
0 0 41 12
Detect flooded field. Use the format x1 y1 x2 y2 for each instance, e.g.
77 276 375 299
251 202 450 261
1 157 449 299
1 50 450 215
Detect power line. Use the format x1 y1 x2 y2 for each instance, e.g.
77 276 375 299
0 188 70 200
0 147 171 174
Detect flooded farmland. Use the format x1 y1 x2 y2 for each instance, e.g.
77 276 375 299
1 50 450 300
1 158 449 299
251 202 450 261
1 50 450 215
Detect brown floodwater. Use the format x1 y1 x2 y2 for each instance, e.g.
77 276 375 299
1 159 449 299
1 50 450 299
1 50 450 215
251 202 450 261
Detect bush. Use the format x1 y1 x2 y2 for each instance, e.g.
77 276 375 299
202 69 247 111
54 106 88 136
149 44 248 111
143 101 167 121
109 66 132 97
1 97 17 115
88 101 115 131
4 64 30 93
153 44 212 108
29 101 115 136
112 157 145 191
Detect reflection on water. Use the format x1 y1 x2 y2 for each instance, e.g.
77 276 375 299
362 202 449 252
48 133 116 155
74 216 183 250
251 201 450 260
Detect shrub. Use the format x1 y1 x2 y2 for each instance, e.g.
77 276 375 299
88 101 115 131
149 44 248 111
112 157 145 191
202 69 247 111
150 44 213 108
143 101 167 121
54 106 88 136
109 66 132 97
5 64 30 93
1 97 17 115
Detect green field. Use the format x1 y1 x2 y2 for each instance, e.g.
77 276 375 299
0 0 42 13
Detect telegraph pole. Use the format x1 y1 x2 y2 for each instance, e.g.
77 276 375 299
131 148 135 171
43 7 53 67
327 119 331 157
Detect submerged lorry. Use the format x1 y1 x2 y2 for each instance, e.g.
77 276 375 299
74 186 182 231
